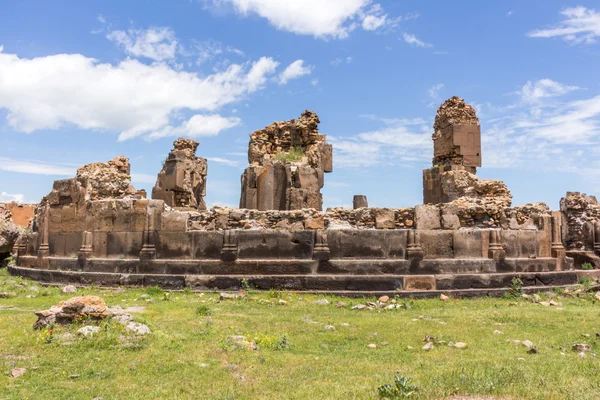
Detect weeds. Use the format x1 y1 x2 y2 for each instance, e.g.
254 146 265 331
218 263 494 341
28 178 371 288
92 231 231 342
275 147 304 163
196 304 212 316
582 262 594 270
378 376 418 398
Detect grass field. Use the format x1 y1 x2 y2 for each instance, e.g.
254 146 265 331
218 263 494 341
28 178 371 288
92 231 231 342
1 268 600 400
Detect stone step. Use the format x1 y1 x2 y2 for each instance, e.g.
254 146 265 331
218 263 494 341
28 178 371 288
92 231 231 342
18 256 563 276
9 266 598 296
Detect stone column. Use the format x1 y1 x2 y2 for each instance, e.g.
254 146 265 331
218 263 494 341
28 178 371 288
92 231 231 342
11 237 21 265
594 221 600 255
139 214 157 261
37 205 50 269
77 231 93 269
221 230 238 262
550 216 567 271
353 195 368 209
313 229 330 261
406 230 424 260
487 230 505 261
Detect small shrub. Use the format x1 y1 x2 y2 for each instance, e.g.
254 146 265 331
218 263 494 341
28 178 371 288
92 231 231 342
275 147 304 163
510 277 523 296
582 262 594 270
378 376 418 398
145 286 164 296
196 304 212 316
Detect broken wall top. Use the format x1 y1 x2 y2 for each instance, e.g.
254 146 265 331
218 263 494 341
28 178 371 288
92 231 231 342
432 96 481 167
76 156 138 201
247 110 332 172
152 137 208 210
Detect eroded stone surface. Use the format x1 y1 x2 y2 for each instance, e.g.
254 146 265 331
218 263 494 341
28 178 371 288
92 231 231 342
560 192 600 250
77 156 138 201
240 111 332 211
152 138 208 210
0 204 20 254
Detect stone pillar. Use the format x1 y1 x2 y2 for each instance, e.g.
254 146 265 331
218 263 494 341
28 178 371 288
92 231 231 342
11 237 21 265
353 195 368 209
77 231 93 269
594 221 600 255
221 230 238 262
487 229 505 261
313 229 330 261
37 205 50 269
550 216 567 271
406 230 424 260
139 215 156 261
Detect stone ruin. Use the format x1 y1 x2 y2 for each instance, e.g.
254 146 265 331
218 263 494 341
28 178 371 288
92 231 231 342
1 204 21 262
240 110 332 211
8 99 600 296
152 138 207 210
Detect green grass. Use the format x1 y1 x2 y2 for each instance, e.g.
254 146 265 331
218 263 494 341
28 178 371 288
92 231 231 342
1 268 600 399
275 147 305 163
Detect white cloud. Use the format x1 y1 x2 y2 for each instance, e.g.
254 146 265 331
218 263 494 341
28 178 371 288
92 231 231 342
402 33 431 48
311 78 319 86
211 0 391 39
428 83 444 99
519 79 580 103
278 60 313 84
0 192 25 203
0 48 279 141
331 116 430 168
528 7 600 44
330 56 352 66
362 14 386 31
206 157 240 167
107 27 178 61
506 11 514 17
0 157 74 176
148 114 241 140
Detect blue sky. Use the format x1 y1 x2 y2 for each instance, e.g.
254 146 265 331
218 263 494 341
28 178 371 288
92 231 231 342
1 1 600 210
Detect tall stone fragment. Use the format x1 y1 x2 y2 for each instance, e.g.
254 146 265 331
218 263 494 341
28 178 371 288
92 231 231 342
240 111 332 211
423 97 511 208
152 138 208 210
560 192 600 250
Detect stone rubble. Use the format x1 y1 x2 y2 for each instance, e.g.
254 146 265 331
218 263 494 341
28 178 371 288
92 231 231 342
76 156 138 201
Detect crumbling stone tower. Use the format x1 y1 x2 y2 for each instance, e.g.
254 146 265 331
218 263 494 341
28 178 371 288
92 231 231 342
152 138 208 210
423 97 510 206
240 111 333 211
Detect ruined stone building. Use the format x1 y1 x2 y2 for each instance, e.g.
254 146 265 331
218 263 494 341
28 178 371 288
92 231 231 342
240 110 332 211
152 138 208 210
7 98 600 295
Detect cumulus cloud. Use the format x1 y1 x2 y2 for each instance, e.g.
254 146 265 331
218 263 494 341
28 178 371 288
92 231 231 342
402 33 431 48
278 60 313 84
211 0 391 39
0 192 25 203
107 27 178 61
519 79 580 103
330 116 430 168
148 114 241 140
528 7 600 44
0 48 279 141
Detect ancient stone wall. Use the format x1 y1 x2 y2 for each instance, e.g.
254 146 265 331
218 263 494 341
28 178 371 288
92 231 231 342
1 204 21 255
152 138 207 210
560 192 600 250
0 202 36 227
240 111 332 211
